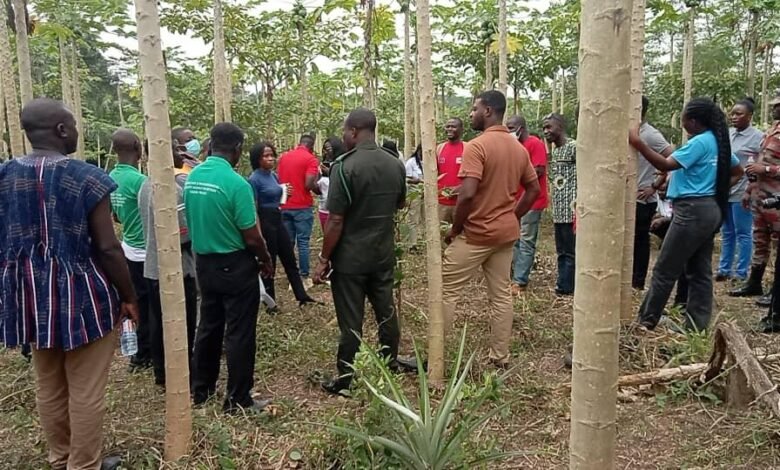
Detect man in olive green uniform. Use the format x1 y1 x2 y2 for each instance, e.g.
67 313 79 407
184 123 273 413
313 108 415 395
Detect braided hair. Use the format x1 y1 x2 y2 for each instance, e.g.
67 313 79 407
683 98 732 218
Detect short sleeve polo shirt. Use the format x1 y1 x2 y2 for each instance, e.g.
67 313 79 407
183 156 257 255
109 163 147 250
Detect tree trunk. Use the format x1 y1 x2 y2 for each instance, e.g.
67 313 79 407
265 84 275 139
415 0 445 385
0 73 7 156
413 49 421 148
224 62 232 122
551 73 558 114
362 0 375 108
497 0 508 98
745 9 759 98
71 44 85 157
59 37 73 108
11 0 32 152
0 12 24 157
669 32 674 74
117 83 126 127
213 0 229 123
559 72 566 114
761 45 773 127
681 8 695 144
134 0 192 461
513 84 519 115
621 0 645 321
569 0 631 466
484 43 493 91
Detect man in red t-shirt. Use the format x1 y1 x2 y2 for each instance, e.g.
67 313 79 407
278 134 320 284
437 118 465 224
507 115 548 293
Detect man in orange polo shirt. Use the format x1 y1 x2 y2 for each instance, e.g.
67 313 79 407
443 91 540 367
278 134 321 286
437 118 465 224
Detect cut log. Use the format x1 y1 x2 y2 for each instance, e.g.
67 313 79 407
703 322 780 417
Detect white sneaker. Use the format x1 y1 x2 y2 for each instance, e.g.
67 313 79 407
302 277 314 289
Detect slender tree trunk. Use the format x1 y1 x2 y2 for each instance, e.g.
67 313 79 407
11 0 32 152
213 0 228 122
224 62 232 122
498 0 508 97
484 43 493 90
117 83 126 127
441 85 446 120
362 0 375 108
569 0 631 466
746 9 759 98
621 0 645 321
0 72 8 156
536 95 541 121
71 44 85 157
265 85 275 139
415 0 444 385
513 84 519 115
0 13 24 157
551 74 558 114
560 72 566 114
681 7 695 144
413 49 421 147
59 37 73 108
668 32 674 74
761 45 774 127
134 0 192 460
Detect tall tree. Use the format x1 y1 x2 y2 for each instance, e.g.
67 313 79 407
621 0 646 320
402 0 413 157
760 44 774 126
213 0 230 122
0 7 24 157
11 0 32 153
71 44 85 156
497 0 508 97
416 0 445 384
681 3 695 144
362 0 375 108
134 0 192 460
569 0 631 467
745 8 760 98
59 37 73 108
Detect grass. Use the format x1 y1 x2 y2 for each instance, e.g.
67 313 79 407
2 219 780 468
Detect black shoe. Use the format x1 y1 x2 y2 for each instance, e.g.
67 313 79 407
266 306 280 315
390 356 423 373
759 314 780 333
321 378 351 397
756 293 772 308
128 358 152 372
714 273 730 282
299 297 322 307
555 289 573 297
224 398 272 415
729 265 765 297
101 456 122 470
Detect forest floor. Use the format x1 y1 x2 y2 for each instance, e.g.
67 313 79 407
2 218 780 469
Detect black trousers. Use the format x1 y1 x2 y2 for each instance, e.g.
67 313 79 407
258 207 309 303
147 275 198 384
331 268 400 387
651 216 690 308
191 251 260 410
126 259 151 365
554 223 576 294
633 202 658 289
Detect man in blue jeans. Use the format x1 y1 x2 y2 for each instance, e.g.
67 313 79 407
507 115 548 293
278 135 321 287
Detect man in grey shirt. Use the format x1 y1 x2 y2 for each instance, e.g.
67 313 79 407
138 142 198 387
633 96 673 289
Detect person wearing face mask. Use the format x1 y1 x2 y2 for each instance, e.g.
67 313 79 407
172 127 203 173
506 114 548 294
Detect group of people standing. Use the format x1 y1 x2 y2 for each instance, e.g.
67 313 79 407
2 87 780 469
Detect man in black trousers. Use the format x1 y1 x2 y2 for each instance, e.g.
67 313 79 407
183 122 273 413
313 108 416 396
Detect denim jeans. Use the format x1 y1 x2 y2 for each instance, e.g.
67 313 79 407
639 197 722 331
717 201 753 279
554 223 576 294
512 210 543 286
282 208 314 277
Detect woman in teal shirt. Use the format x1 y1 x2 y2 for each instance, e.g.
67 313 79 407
630 98 743 331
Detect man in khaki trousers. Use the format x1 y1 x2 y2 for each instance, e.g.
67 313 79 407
443 91 540 367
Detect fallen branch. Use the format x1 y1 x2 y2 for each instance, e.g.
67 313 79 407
703 322 780 417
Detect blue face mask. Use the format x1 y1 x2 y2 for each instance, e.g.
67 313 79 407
185 139 201 155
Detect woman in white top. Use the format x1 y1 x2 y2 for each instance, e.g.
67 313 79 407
404 145 424 246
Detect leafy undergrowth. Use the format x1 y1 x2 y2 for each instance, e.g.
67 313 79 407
2 220 780 469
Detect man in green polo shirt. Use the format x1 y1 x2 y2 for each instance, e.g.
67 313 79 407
109 129 152 371
313 108 416 396
184 122 273 414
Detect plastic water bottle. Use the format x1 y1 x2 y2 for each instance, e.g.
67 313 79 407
747 153 757 182
120 319 138 357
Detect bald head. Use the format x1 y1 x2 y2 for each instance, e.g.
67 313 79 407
506 115 528 141
21 98 78 155
112 128 142 166
343 108 377 150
